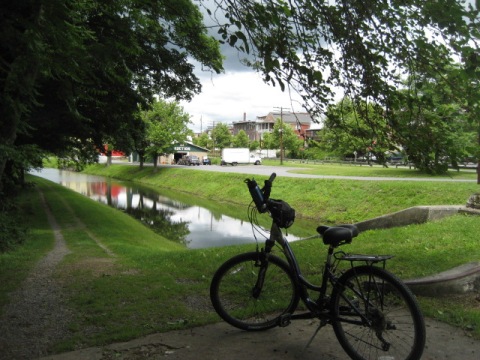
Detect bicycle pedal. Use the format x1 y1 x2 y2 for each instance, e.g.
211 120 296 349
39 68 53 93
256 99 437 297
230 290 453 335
278 314 291 327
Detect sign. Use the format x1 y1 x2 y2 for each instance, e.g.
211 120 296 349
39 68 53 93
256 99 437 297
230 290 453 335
174 146 191 151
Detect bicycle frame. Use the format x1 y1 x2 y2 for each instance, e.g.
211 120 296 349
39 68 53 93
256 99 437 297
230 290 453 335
263 222 334 319
263 222 392 325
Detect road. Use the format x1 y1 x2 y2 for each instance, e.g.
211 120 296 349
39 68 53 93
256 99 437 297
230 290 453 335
169 163 477 182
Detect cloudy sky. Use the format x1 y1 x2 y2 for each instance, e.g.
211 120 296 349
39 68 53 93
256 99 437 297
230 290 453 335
180 1 311 133
181 0 478 133
180 51 308 133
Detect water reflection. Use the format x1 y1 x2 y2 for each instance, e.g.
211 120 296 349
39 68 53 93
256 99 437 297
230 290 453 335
31 168 301 248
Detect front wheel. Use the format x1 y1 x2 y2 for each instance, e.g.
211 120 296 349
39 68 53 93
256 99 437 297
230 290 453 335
331 266 425 360
210 252 299 331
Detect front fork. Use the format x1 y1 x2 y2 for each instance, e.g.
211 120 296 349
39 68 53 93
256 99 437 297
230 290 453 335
252 240 275 298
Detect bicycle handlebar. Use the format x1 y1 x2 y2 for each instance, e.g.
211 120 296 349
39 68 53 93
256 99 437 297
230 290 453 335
245 172 276 213
245 173 296 228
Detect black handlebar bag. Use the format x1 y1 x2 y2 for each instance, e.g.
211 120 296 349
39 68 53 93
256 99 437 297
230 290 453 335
269 199 295 228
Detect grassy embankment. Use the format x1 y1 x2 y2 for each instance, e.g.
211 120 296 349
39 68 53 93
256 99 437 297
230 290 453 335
0 163 478 353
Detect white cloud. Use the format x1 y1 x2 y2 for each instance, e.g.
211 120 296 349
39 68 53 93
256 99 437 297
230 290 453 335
181 69 306 133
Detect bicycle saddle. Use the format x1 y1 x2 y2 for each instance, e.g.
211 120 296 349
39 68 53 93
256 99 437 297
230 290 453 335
317 224 359 246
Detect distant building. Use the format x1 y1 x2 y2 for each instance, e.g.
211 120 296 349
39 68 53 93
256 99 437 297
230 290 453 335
232 111 314 142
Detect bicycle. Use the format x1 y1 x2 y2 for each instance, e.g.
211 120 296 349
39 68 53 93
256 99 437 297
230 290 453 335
210 173 426 360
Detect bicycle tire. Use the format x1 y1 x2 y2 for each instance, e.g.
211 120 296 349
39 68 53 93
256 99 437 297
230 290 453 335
331 265 426 360
210 251 299 331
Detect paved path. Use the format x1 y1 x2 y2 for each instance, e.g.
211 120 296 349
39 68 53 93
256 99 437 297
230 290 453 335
41 318 480 360
163 163 477 182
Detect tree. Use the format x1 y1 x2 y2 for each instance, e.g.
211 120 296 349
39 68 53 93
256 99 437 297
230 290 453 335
202 1 478 117
232 130 250 148
141 99 191 170
249 140 260 151
1 0 223 192
391 70 477 174
0 0 92 193
194 133 212 149
261 132 275 150
202 0 479 179
211 123 232 150
271 119 303 158
322 98 393 165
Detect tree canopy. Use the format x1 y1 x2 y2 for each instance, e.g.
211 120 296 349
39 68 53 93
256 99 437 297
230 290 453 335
232 130 250 148
202 0 479 180
321 97 393 164
203 0 478 115
139 99 192 169
211 123 232 150
0 0 223 193
2 0 480 191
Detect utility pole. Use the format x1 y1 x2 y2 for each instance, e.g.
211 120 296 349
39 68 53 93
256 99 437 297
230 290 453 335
274 106 289 165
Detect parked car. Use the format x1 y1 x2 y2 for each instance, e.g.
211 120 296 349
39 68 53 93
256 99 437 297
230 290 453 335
177 155 200 166
202 157 211 165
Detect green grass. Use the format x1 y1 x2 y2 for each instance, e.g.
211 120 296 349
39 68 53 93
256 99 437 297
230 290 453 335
83 164 478 224
0 187 55 309
1 165 479 354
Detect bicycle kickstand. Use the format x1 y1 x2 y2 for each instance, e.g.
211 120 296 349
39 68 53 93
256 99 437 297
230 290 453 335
304 319 328 350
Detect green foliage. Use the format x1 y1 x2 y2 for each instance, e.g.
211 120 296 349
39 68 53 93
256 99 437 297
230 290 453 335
142 99 191 160
194 132 212 149
268 118 303 157
0 199 28 253
211 123 232 149
0 0 224 191
322 97 394 163
249 140 260 151
391 68 478 174
261 132 275 150
206 0 478 117
232 130 250 148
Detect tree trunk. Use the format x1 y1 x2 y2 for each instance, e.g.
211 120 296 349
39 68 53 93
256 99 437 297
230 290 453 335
138 151 145 169
477 129 480 185
153 152 158 173
477 160 480 185
106 150 112 167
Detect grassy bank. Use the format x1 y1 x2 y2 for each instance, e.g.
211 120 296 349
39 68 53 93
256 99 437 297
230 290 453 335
83 163 478 224
81 165 479 334
1 166 479 354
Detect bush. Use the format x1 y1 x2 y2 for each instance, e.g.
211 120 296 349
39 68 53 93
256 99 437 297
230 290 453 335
0 199 28 253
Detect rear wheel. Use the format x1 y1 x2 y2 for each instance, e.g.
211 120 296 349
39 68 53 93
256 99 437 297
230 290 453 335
210 252 299 331
331 266 425 360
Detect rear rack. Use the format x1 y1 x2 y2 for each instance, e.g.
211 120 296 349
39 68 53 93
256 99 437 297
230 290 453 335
335 251 394 269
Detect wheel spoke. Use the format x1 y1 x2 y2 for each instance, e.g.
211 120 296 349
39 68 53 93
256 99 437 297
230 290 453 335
332 266 425 360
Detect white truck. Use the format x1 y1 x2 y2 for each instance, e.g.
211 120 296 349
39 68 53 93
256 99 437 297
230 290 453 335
220 148 262 166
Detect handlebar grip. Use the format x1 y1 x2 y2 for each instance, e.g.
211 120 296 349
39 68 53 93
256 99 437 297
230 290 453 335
268 173 276 183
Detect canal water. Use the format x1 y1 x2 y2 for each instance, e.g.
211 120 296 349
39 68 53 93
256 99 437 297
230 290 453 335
31 168 303 249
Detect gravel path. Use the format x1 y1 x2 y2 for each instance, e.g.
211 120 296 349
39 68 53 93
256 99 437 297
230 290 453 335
0 190 73 360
